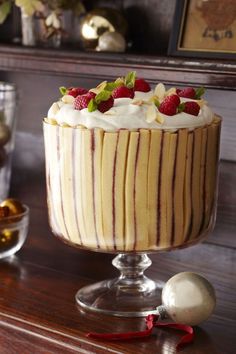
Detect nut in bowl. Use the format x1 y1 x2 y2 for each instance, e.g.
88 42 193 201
0 199 29 259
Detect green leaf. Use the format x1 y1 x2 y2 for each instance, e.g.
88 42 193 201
105 80 123 91
104 82 117 91
195 87 205 99
88 99 98 112
0 1 11 25
95 90 111 104
59 86 67 95
178 102 185 113
103 77 125 92
15 0 44 16
124 71 136 89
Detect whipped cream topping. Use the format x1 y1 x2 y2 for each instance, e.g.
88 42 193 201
47 90 214 131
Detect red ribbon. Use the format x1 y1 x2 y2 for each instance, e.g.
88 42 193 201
87 314 194 351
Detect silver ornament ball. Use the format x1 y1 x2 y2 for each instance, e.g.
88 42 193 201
161 272 216 326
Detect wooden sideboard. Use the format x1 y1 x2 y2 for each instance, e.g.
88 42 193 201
0 45 236 89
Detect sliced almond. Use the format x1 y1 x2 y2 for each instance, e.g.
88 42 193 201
97 80 107 89
90 81 107 94
104 109 116 115
165 87 176 96
197 99 207 108
148 95 160 106
146 104 157 123
61 95 75 104
132 99 144 106
156 112 165 124
154 83 166 99
45 118 57 125
89 88 99 94
115 77 124 85
49 102 60 116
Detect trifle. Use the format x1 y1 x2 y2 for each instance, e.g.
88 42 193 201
43 72 221 316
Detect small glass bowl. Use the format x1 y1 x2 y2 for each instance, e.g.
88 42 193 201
0 205 29 259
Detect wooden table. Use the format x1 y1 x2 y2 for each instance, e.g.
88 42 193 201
0 161 235 354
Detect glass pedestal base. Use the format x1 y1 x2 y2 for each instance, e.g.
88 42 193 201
76 253 164 317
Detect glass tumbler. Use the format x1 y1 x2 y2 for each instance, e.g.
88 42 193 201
0 205 29 259
0 82 17 201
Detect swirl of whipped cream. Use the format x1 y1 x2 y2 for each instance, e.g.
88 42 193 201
47 90 214 131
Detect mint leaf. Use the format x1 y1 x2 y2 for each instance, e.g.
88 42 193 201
59 86 67 95
124 71 136 89
104 82 117 91
195 87 205 99
105 82 120 91
105 78 124 91
178 102 185 113
95 90 111 104
88 99 98 112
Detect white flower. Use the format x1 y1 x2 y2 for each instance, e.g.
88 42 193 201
45 12 61 29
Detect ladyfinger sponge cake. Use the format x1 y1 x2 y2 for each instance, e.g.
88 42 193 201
44 72 221 252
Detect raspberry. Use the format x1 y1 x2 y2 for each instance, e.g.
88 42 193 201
74 92 96 110
134 78 151 92
98 96 114 113
87 91 96 99
112 86 134 99
183 101 200 116
177 87 196 99
159 101 177 116
68 87 88 97
164 94 180 107
158 94 179 115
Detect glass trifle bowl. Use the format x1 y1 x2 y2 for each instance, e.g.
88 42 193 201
43 75 221 317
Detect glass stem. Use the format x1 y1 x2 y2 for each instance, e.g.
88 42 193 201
112 253 155 291
76 253 164 316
